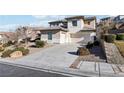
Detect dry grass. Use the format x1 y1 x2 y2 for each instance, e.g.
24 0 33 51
115 41 124 57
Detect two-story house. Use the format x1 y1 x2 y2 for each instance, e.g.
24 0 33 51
34 16 96 44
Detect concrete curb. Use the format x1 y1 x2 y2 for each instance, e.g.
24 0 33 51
0 59 123 77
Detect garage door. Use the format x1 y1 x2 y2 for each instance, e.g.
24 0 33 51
60 33 66 43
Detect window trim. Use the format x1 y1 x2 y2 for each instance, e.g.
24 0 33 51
48 32 52 40
72 20 77 26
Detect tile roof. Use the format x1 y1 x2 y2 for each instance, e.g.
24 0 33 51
48 20 67 24
84 16 96 21
65 16 84 20
33 26 68 32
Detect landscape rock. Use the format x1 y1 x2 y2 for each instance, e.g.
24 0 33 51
10 51 23 58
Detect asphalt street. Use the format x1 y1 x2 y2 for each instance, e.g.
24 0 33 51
0 62 68 77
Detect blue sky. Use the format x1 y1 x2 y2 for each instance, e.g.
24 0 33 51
0 15 110 31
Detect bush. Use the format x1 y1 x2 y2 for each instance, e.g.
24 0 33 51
3 43 9 47
103 34 116 43
115 41 124 57
8 40 13 45
22 49 29 55
0 46 4 52
2 41 13 47
94 40 100 46
35 40 45 48
116 33 124 40
86 41 94 49
77 47 90 56
1 49 13 58
14 47 29 55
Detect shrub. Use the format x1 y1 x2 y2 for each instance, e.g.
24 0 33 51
116 33 124 40
1 49 13 58
0 46 4 52
115 41 124 57
2 41 13 47
86 41 94 49
35 40 45 48
77 47 90 56
8 40 13 45
103 34 116 43
2 43 9 47
94 40 100 46
13 47 29 55
22 49 29 55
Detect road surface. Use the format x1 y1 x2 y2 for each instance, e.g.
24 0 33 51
0 62 68 77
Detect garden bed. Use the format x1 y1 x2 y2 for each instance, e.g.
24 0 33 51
115 41 124 57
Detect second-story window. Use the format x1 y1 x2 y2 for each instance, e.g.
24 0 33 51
72 20 77 26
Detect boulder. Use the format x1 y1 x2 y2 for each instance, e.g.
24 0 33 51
10 51 23 58
77 47 90 56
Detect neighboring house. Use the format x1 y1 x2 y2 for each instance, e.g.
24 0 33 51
34 16 97 44
100 17 114 26
0 32 16 44
0 33 8 44
113 15 124 23
99 15 124 34
113 15 124 30
100 15 124 28
16 26 41 42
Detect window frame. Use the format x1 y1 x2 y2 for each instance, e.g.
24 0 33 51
47 32 52 40
72 20 77 26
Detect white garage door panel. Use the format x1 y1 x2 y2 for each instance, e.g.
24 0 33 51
60 34 66 43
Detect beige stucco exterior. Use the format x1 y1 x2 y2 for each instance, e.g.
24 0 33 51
70 31 96 43
84 20 96 29
40 30 69 44
39 16 96 44
67 19 84 33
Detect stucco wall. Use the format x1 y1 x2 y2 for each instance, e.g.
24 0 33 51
67 19 84 33
40 30 60 43
90 20 96 29
84 20 96 29
70 31 96 43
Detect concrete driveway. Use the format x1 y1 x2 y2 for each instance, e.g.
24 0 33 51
13 43 79 68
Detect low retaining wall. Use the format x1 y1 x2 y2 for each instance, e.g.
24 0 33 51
100 40 124 64
100 40 106 59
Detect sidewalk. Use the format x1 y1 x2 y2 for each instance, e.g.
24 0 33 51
0 58 124 77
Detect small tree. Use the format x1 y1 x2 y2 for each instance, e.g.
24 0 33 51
15 26 29 47
98 21 116 34
101 25 110 34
